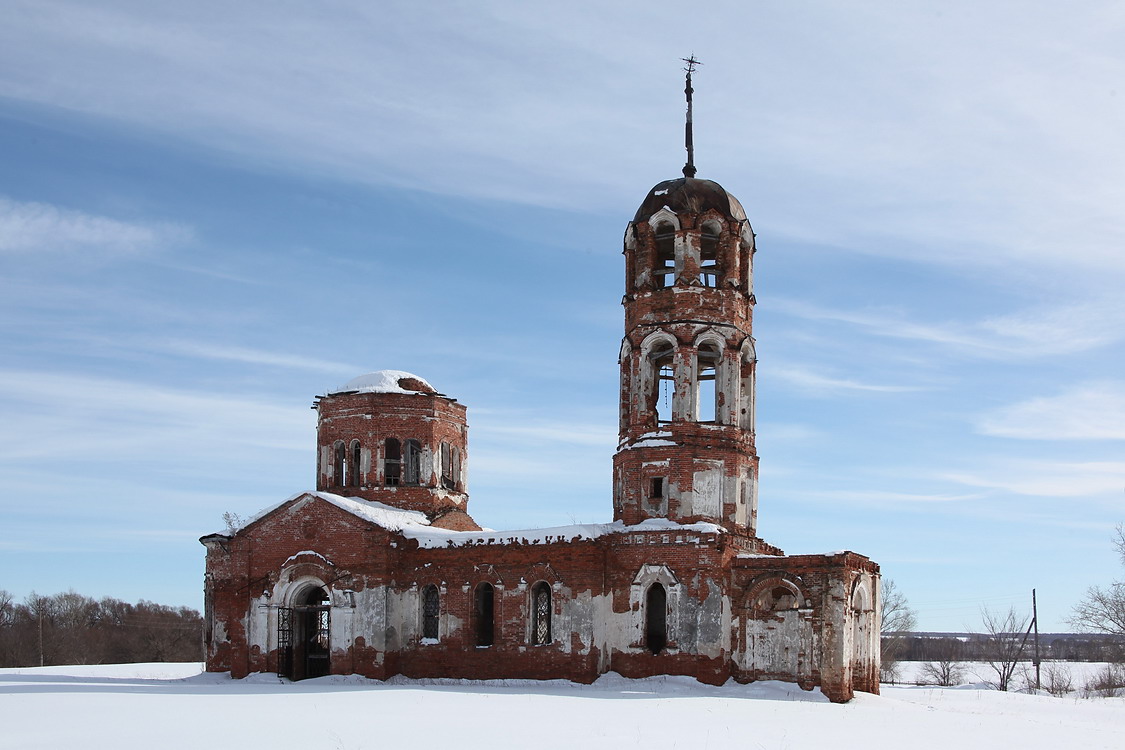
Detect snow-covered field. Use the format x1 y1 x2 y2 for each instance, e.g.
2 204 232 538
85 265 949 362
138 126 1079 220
1 663 1122 750
892 659 1119 690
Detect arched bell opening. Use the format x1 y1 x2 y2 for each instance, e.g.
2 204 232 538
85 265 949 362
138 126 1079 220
695 342 721 423
699 219 722 288
653 221 677 289
647 341 676 426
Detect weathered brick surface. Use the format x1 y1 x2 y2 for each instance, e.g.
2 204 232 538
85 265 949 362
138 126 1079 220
314 389 474 525
201 176 881 703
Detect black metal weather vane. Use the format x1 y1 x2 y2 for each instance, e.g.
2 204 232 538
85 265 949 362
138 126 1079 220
682 55 701 178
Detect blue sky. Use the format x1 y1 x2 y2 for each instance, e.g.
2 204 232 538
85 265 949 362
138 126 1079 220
2 1 1123 632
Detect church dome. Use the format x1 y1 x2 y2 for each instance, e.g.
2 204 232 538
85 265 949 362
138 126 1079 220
329 370 436 395
633 177 747 224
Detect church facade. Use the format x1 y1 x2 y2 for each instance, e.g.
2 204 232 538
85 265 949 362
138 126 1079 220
201 157 881 702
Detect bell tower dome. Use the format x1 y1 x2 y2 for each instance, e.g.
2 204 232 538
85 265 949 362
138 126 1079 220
612 60 759 535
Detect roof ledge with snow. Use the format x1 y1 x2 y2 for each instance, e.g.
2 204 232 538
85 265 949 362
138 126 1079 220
209 491 726 551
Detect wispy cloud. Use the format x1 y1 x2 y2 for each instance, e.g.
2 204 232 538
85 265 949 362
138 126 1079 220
157 340 361 375
0 370 310 462
942 459 1125 498
756 423 826 444
768 363 927 395
804 490 986 505
0 197 187 256
772 298 1124 358
977 381 1125 440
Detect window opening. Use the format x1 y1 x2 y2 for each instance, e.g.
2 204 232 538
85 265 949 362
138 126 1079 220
700 226 720 287
650 477 664 498
649 341 675 425
403 439 422 485
384 438 401 486
440 442 455 490
697 344 720 423
349 440 361 487
654 223 676 289
452 446 462 490
531 582 551 645
646 583 668 654
422 585 440 640
474 583 495 647
333 441 345 487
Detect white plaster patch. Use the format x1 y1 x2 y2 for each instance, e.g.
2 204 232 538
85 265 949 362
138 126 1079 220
692 464 723 517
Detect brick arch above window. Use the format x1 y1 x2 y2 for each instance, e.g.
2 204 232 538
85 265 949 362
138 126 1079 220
743 574 806 617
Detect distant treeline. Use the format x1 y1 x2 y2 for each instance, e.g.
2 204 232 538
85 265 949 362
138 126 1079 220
0 589 202 668
886 632 1125 663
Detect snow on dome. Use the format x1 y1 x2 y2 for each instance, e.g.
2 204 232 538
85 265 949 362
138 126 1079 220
330 370 436 395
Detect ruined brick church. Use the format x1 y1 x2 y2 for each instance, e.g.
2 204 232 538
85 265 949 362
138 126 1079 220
201 66 881 702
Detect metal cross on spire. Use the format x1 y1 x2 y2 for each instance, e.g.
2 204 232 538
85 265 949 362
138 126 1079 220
682 55 701 178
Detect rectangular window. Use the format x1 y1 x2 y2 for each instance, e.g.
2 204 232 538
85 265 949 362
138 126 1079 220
385 438 401 487
650 477 664 498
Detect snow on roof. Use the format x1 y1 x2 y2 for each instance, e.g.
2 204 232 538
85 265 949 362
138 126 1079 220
230 491 431 535
329 370 436 395
401 517 724 549
229 492 723 548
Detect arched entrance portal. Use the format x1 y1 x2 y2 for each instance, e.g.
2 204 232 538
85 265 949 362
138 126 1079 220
278 586 331 680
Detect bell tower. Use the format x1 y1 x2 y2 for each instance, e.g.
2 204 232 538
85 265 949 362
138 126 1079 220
612 58 760 535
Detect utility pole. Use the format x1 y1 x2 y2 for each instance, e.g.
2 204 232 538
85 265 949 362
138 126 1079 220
38 596 44 667
1032 589 1041 691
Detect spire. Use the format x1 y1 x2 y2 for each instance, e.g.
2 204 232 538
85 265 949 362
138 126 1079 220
682 55 701 178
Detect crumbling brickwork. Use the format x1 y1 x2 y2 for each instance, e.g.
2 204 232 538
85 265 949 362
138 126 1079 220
202 174 881 703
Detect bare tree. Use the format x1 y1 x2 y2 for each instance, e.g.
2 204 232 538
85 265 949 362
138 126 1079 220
1041 662 1074 697
918 637 965 686
1070 524 1125 638
0 590 203 668
979 605 1031 691
1082 663 1125 698
222 511 245 535
0 589 12 626
879 578 918 683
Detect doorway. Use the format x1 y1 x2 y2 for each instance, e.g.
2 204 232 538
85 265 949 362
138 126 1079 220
278 586 331 680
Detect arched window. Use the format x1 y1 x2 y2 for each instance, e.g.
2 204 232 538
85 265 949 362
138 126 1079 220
696 342 721 423
348 440 361 487
531 582 551 645
421 585 440 640
747 578 803 618
648 341 675 425
755 585 799 613
645 583 667 654
653 222 676 289
384 438 401 487
403 439 422 485
333 441 346 487
440 442 454 490
700 222 721 287
474 583 494 647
